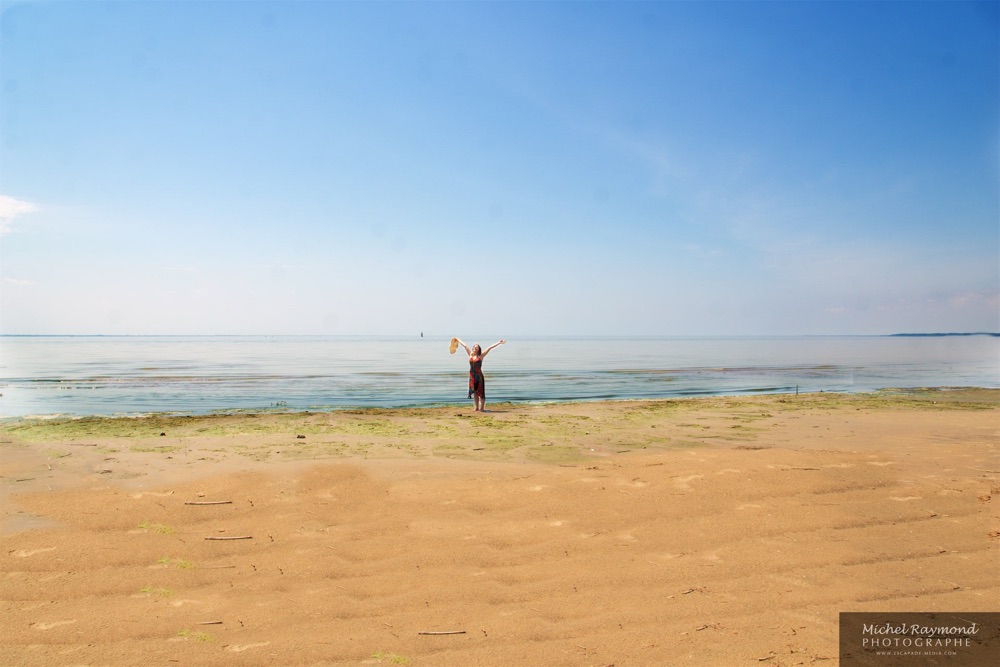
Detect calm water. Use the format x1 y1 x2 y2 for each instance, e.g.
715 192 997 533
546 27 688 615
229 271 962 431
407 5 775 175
1 335 997 418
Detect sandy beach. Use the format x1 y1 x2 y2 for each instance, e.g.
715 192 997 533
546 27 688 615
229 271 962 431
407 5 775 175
1 389 997 666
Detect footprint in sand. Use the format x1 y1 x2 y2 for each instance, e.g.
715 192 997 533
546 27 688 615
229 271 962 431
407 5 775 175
13 547 57 557
33 620 77 630
673 474 703 490
226 642 271 652
130 491 175 499
768 573 811 588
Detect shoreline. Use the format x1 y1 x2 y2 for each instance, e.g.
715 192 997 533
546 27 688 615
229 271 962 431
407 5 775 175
3 384 997 423
1 388 997 665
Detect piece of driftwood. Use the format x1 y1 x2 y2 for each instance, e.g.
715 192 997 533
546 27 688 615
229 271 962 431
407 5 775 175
185 501 233 505
204 536 253 541
198 621 223 625
418 630 466 636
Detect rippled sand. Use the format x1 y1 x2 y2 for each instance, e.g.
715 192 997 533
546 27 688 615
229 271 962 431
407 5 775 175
2 390 997 666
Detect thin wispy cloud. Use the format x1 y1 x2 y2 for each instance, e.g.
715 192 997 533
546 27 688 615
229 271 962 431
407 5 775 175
0 195 39 235
4 277 35 286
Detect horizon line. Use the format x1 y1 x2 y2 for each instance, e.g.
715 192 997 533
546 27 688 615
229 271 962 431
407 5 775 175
2 332 998 339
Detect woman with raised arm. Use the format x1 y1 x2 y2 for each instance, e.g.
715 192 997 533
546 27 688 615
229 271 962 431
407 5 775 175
451 337 506 411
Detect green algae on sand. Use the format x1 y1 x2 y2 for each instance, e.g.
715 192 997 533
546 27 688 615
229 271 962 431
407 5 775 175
2 389 996 466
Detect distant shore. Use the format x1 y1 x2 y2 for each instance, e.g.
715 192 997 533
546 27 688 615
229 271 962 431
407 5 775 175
2 388 997 666
890 332 999 337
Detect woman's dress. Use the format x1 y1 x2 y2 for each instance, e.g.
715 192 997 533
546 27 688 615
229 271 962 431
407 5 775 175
469 357 485 399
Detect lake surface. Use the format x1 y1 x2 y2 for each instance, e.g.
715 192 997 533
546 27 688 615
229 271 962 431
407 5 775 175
1 335 997 417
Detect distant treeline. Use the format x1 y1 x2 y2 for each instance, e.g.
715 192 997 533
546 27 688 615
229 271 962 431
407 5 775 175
890 332 999 338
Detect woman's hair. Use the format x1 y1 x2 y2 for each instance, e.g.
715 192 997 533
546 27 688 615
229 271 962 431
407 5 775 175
472 344 482 356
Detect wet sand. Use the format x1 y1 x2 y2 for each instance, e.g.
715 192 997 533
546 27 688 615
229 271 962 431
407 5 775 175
1 390 998 666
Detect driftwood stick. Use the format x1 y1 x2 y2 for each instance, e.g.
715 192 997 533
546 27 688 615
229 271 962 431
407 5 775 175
198 621 223 625
204 536 253 541
185 500 233 505
418 630 466 636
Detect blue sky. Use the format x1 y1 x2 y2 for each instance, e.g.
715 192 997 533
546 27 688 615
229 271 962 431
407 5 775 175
1 0 997 336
